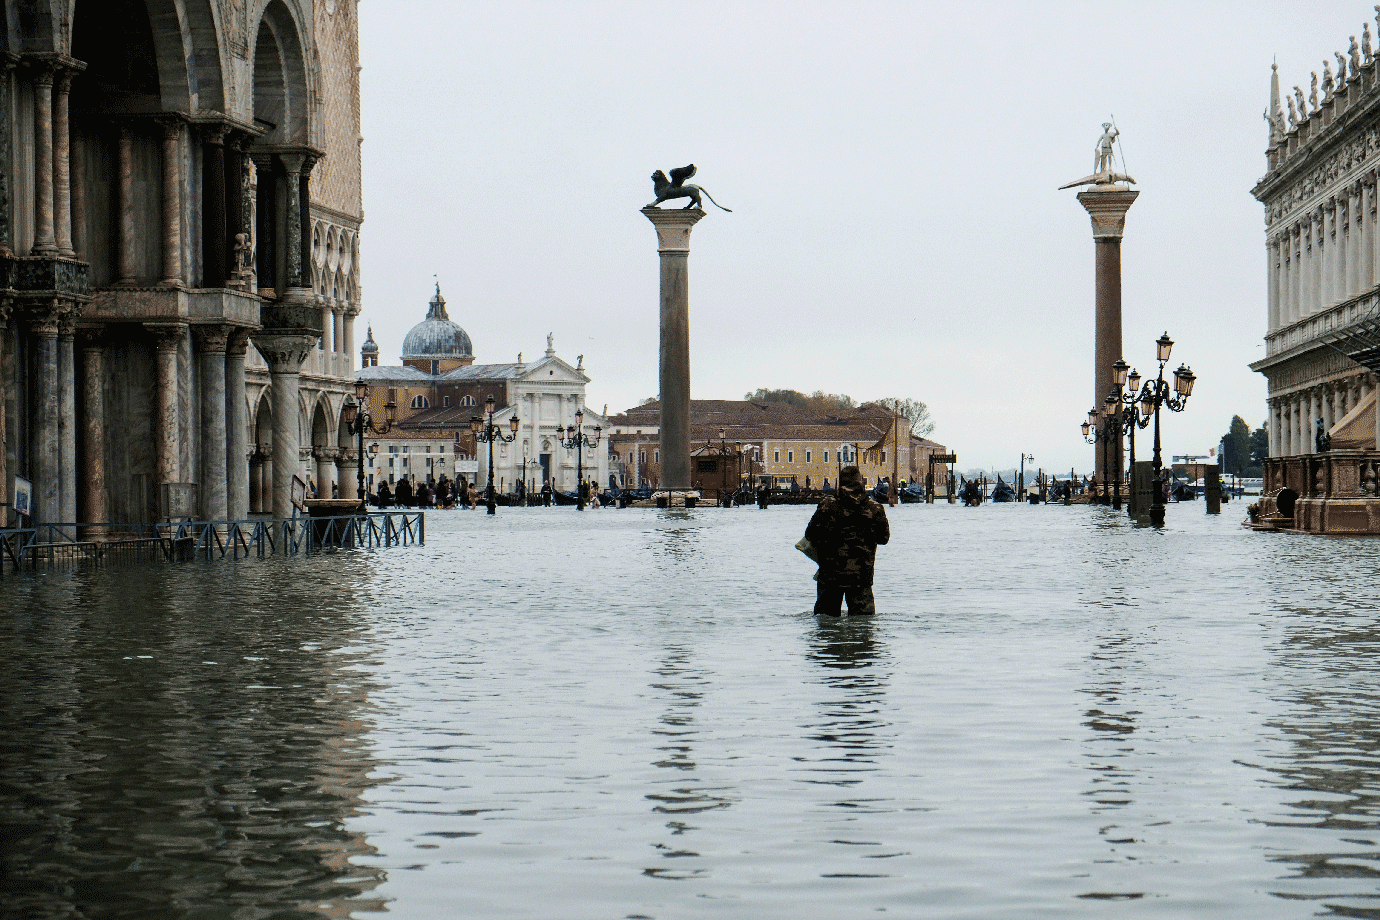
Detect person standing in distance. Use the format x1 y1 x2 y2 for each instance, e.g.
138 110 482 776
805 465 890 616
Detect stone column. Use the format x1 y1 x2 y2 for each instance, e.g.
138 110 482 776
1268 235 1281 331
146 324 185 510
0 58 15 257
194 325 230 521
117 126 136 283
31 67 57 256
29 304 60 525
1323 203 1336 310
226 329 250 520
58 308 78 530
70 121 85 260
240 151 258 292
250 447 268 514
160 118 183 286
80 329 106 535
1076 185 1138 488
344 304 357 371
53 71 74 258
1293 223 1304 323
333 302 344 371
315 447 337 497
1267 399 1278 458
1351 184 1364 297
251 334 316 519
280 153 306 291
642 206 707 494
0 300 10 524
202 126 227 287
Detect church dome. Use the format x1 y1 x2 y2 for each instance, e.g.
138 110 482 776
401 285 473 363
361 325 379 356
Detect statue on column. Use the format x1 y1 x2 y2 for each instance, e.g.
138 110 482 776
1058 124 1135 189
645 164 732 212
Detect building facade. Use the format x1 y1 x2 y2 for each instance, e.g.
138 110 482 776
607 399 948 494
1 0 364 527
355 287 608 498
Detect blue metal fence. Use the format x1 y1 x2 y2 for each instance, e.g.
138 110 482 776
0 512 424 577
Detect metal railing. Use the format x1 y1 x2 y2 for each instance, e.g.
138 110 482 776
0 511 424 578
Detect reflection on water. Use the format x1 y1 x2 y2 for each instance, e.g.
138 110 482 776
1 558 386 919
11 506 1380 916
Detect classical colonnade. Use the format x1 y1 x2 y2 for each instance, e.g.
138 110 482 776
1268 172 1380 329
1268 372 1374 456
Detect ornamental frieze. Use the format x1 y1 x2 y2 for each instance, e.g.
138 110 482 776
1264 125 1380 227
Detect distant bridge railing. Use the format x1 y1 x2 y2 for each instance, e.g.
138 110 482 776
0 511 424 578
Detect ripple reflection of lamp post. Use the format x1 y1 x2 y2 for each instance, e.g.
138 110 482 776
470 394 519 516
342 379 395 506
557 408 602 511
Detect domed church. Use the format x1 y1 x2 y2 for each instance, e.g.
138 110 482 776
356 285 608 498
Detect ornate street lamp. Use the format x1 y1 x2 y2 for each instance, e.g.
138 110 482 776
470 394 519 516
342 379 395 506
1107 333 1195 526
556 408 602 510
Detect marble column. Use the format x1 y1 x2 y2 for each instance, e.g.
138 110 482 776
1268 235 1281 331
1351 185 1364 296
117 126 136 283
202 127 227 287
226 329 250 520
80 329 106 535
1293 224 1304 323
250 448 268 514
1075 185 1138 488
53 71 74 258
30 304 60 525
1323 203 1336 310
642 205 707 493
280 154 306 291
31 67 56 256
58 308 77 530
70 121 85 260
251 333 315 519
194 325 230 521
0 59 14 257
0 300 9 524
146 324 185 511
1267 399 1279 458
160 119 182 286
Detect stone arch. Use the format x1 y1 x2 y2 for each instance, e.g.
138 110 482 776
310 395 331 449
251 0 310 145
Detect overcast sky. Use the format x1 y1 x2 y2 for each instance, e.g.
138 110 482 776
356 1 1370 474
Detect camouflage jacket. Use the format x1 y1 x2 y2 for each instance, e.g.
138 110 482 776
805 485 890 587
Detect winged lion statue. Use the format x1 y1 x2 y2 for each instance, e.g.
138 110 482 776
645 164 732 212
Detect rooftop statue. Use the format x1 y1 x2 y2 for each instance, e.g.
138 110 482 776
1295 85 1308 119
1310 72 1320 108
1352 35 1363 73
645 164 732 212
1288 95 1300 128
1364 26 1372 66
1336 52 1350 86
1058 122 1135 190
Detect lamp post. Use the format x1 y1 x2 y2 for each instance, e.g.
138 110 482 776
1081 403 1119 507
470 394 519 516
341 379 395 507
1142 333 1196 526
1018 453 1034 500
703 427 741 506
556 408 602 510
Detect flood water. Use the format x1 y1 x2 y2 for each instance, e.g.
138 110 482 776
4 501 1380 918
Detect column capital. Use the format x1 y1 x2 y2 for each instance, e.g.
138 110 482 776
144 322 186 352
226 326 252 357
1075 187 1139 240
27 301 62 336
251 332 316 372
641 206 706 252
192 323 231 354
78 326 105 349
57 307 80 337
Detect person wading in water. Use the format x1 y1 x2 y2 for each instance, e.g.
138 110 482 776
805 465 890 616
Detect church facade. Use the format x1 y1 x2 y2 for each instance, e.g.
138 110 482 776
1 0 364 528
355 286 608 499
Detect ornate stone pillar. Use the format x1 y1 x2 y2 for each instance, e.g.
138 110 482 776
29 304 60 525
31 66 57 256
1323 202 1337 310
160 118 183 286
117 126 136 283
1267 398 1278 458
1293 223 1304 323
146 323 185 508
1310 210 1324 316
250 446 268 514
643 206 708 494
53 71 74 258
344 303 358 371
58 308 78 529
226 328 250 520
251 333 315 519
1351 183 1364 296
238 149 257 292
80 328 106 535
280 153 306 291
315 447 337 497
70 121 85 260
194 325 230 521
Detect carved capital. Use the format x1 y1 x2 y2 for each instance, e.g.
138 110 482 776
78 326 106 350
1075 187 1139 240
642 206 706 251
192 323 231 354
145 322 187 352
251 332 317 372
196 122 230 146
57 306 80 337
226 326 252 357
27 301 62 336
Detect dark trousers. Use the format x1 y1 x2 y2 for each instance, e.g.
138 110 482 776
815 582 876 616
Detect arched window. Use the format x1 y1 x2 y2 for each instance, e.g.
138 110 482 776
411 395 429 409
460 395 476 407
